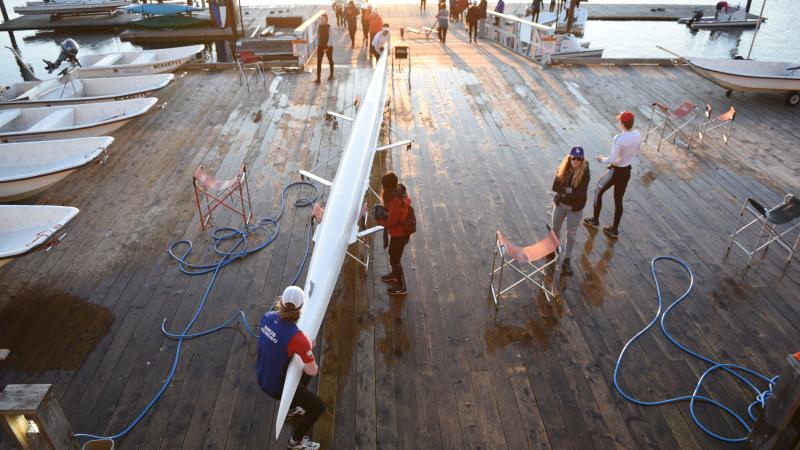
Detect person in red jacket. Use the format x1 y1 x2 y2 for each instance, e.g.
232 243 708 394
376 172 412 295
368 9 383 48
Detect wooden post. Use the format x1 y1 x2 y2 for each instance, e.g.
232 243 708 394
0 385 80 450
0 0 20 49
748 355 800 450
564 0 576 35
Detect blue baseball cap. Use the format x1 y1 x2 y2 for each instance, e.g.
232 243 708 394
570 146 585 158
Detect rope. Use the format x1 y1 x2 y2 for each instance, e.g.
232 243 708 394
614 256 779 443
75 181 319 444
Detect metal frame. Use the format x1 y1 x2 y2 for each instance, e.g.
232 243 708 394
727 195 800 267
193 164 253 230
236 49 266 92
644 100 700 151
698 104 735 144
488 229 559 322
392 46 411 90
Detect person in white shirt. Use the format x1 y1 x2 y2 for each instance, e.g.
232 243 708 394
583 110 641 238
371 23 391 62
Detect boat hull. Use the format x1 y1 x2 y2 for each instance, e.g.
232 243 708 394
1 119 131 142
14 0 127 15
0 205 79 267
78 55 196 77
690 20 759 29
275 51 390 439
0 169 77 201
689 60 800 94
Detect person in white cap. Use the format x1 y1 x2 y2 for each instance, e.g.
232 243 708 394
256 286 324 450
371 23 391 62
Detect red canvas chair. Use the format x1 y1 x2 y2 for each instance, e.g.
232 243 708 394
698 104 735 144
489 228 560 321
193 164 253 230
236 49 266 92
644 99 700 151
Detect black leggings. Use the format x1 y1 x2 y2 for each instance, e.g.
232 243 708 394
592 165 631 230
347 20 357 45
468 22 477 40
280 373 325 441
316 46 333 79
438 25 448 42
389 235 410 289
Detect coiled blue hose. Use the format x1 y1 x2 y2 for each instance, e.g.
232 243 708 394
75 181 318 444
614 256 779 443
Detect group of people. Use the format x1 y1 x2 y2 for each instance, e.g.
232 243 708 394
549 110 642 274
433 0 487 44
313 3 394 83
256 173 414 450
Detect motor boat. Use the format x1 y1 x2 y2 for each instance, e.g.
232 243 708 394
0 137 113 201
538 34 603 60
42 43 205 78
678 3 760 29
14 0 129 16
0 97 157 142
0 73 173 109
688 57 800 106
0 205 79 269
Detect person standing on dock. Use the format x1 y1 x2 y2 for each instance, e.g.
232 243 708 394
371 23 391 62
256 286 324 450
361 5 372 45
345 1 360 48
369 8 384 52
333 0 345 28
436 2 449 43
551 146 590 275
466 1 480 42
531 0 542 22
549 0 555 12
583 111 641 239
478 0 488 35
420 0 427 12
313 13 334 84
376 172 414 296
494 0 505 26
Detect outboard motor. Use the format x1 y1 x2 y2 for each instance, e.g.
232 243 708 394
687 9 703 25
43 38 80 73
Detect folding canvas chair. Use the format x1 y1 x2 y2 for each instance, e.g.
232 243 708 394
488 228 560 321
644 99 700 151
727 194 800 267
236 49 266 92
698 104 735 144
193 164 253 230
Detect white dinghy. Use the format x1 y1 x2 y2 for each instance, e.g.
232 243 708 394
0 137 114 201
0 73 173 109
0 97 157 142
688 57 800 105
14 0 129 16
0 205 79 269
541 34 603 60
74 45 205 78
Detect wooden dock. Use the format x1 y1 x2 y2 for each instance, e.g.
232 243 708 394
1 4 799 450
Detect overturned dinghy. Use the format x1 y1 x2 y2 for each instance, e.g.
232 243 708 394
688 57 800 106
75 45 205 78
0 97 157 142
0 205 79 269
0 137 114 201
0 73 173 109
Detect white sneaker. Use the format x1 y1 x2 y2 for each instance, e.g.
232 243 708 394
286 406 306 419
287 436 320 449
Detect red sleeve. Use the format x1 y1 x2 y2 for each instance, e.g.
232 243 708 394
378 197 408 230
287 331 315 363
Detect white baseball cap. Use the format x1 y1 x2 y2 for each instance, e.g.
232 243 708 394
281 286 306 308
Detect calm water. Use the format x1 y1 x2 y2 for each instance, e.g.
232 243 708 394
0 0 797 82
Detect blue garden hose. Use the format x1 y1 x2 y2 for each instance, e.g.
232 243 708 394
614 256 779 443
75 181 319 444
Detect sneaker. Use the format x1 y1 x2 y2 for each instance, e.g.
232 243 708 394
380 273 398 283
328 74 335 80
583 218 599 229
545 252 556 262
388 286 407 295
561 258 573 276
286 405 305 419
313 79 320 84
288 436 320 450
602 226 619 238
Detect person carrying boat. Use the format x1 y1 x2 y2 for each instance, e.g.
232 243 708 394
375 172 413 295
371 23 392 62
256 286 324 450
583 111 641 239
345 1 360 48
551 146 590 275
313 13 334 84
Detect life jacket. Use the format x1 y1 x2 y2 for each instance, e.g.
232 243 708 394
256 311 300 397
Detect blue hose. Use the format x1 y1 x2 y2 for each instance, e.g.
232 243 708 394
614 256 779 443
75 181 318 444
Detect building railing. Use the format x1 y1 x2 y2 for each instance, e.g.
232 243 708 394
482 11 556 64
